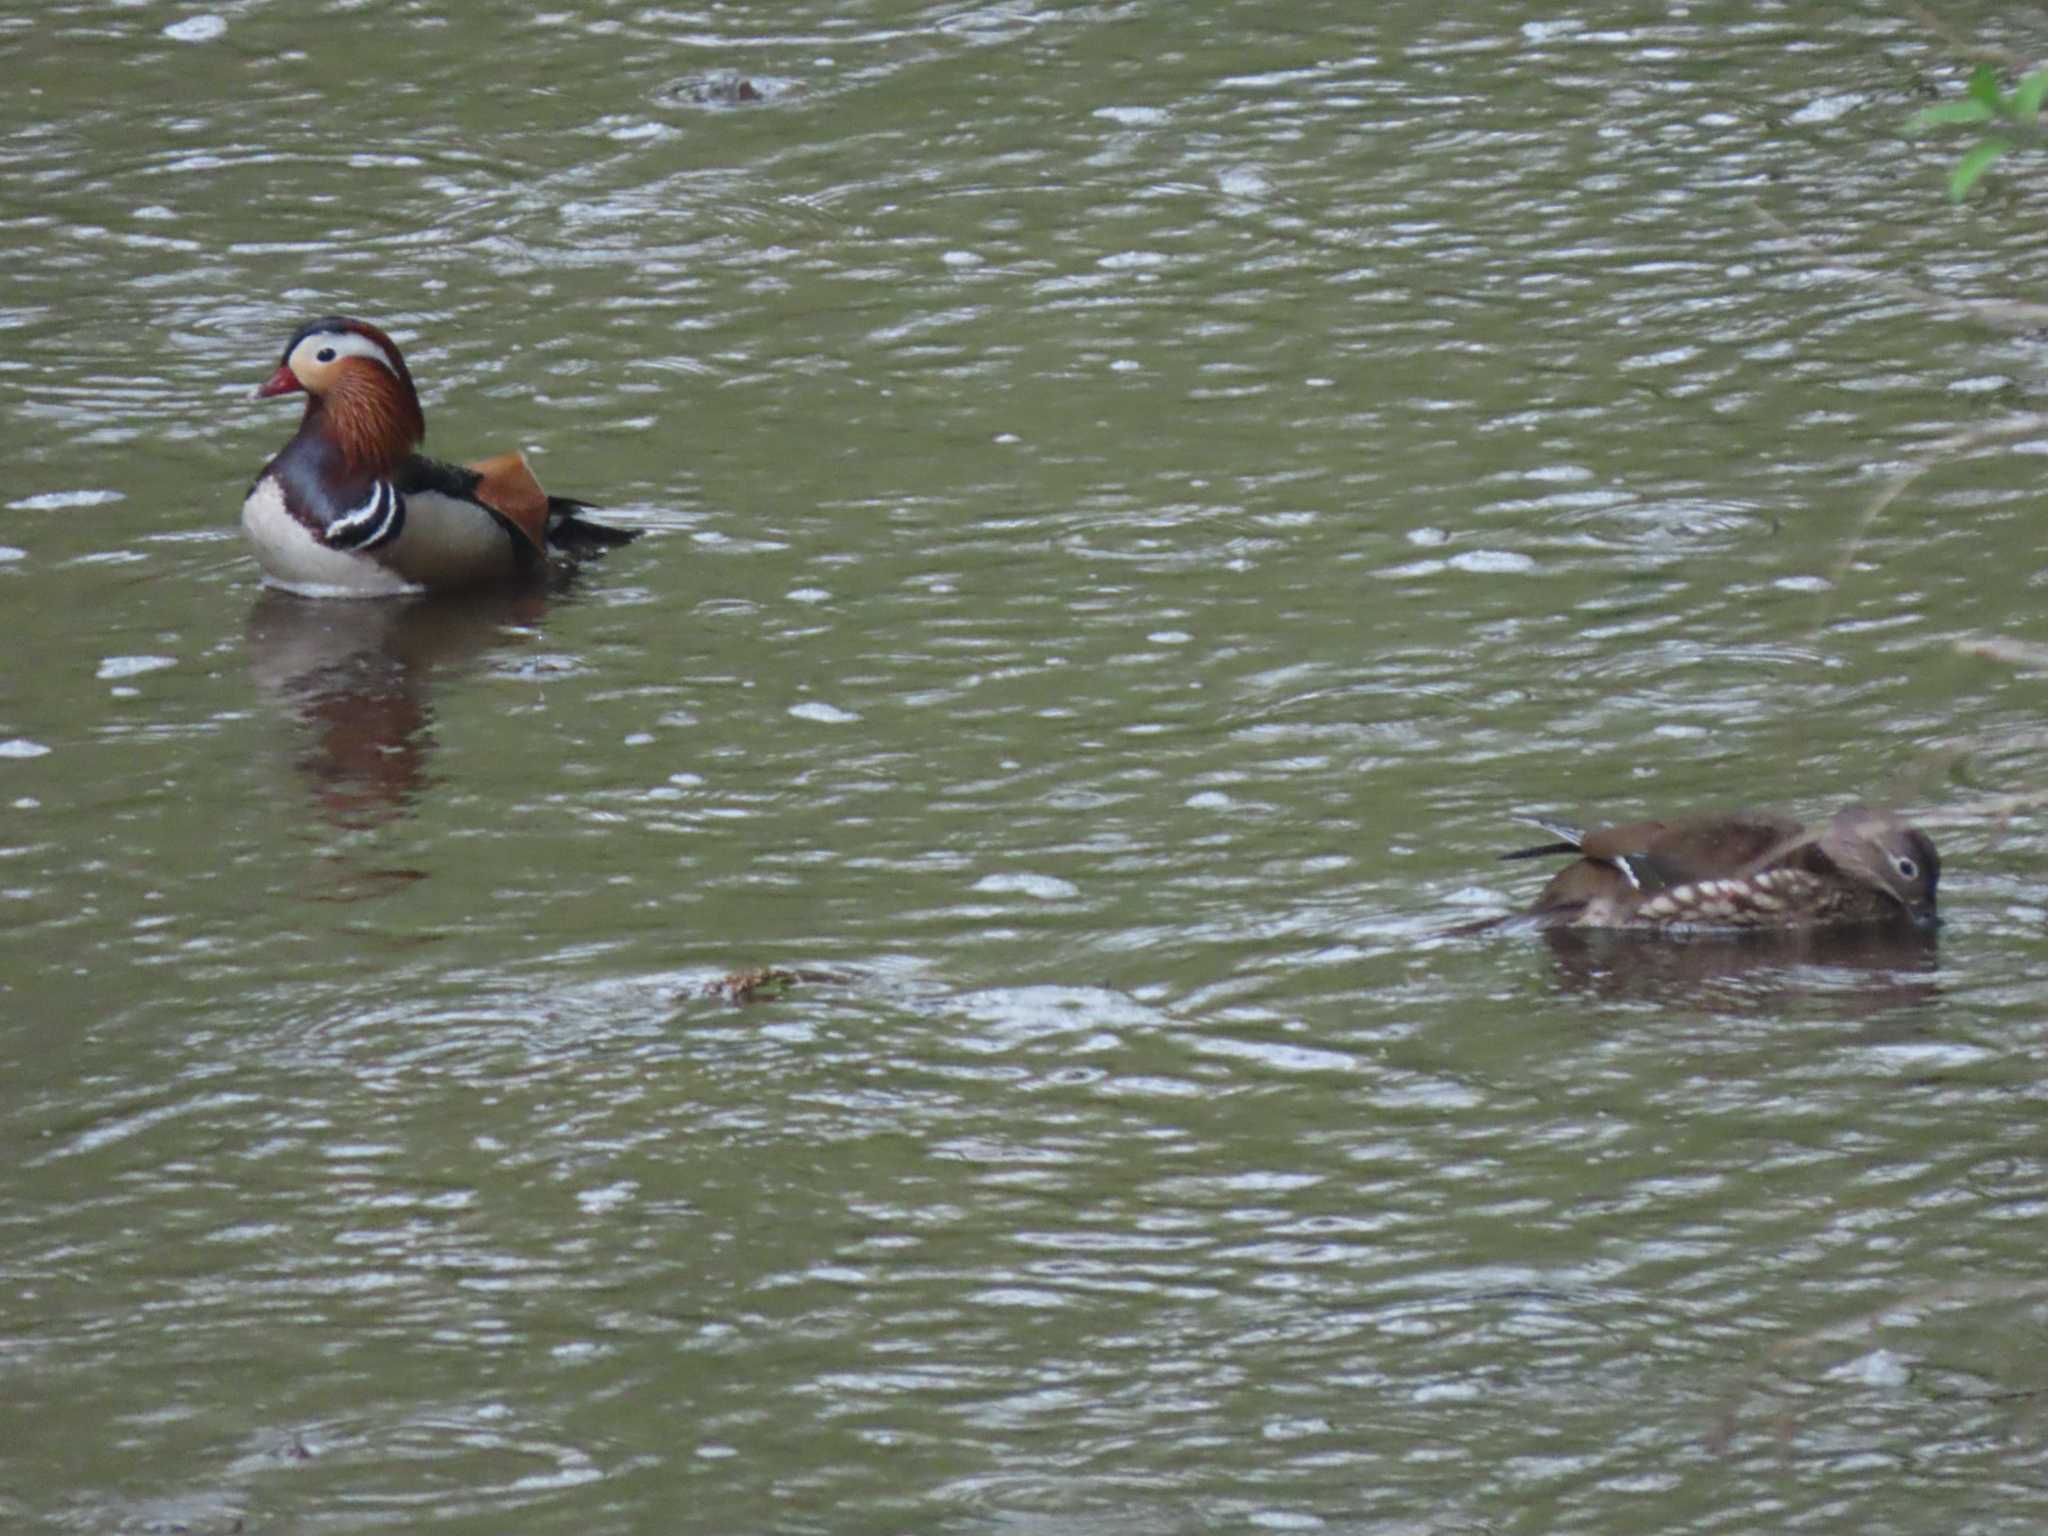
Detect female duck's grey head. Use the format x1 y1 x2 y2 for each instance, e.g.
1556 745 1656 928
1819 806 1940 925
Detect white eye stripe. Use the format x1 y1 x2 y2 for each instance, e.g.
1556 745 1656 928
295 329 401 377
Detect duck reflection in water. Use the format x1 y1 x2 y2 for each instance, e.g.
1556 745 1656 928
245 586 548 830
1536 922 1940 1016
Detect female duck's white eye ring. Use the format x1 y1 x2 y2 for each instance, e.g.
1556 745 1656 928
1895 858 1918 879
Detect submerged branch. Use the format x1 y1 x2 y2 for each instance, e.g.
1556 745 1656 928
1815 412 2048 631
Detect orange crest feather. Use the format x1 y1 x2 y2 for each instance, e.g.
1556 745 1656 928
325 358 426 474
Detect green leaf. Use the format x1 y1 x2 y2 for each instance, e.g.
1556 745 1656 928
1967 64 2005 109
1950 137 2012 200
2012 68 2048 123
1907 99 1999 131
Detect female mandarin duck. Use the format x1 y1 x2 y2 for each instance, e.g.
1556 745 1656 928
243 316 637 596
1501 805 1939 931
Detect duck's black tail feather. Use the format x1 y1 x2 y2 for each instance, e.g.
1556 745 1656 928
1499 817 1585 862
1500 840 1580 862
546 497 641 556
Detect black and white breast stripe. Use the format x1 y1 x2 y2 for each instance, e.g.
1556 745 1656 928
323 479 405 551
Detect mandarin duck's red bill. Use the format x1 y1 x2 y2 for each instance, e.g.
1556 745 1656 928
242 316 638 597
1494 805 1939 933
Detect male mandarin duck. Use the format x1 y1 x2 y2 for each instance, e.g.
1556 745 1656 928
243 316 637 596
1501 805 1939 931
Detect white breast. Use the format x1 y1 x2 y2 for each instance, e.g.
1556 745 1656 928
241 476 420 598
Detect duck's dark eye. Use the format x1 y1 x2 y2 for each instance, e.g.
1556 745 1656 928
1896 857 1918 879
315 347 336 363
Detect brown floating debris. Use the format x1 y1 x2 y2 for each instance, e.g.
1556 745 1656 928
698 967 845 1005
1956 634 2048 670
